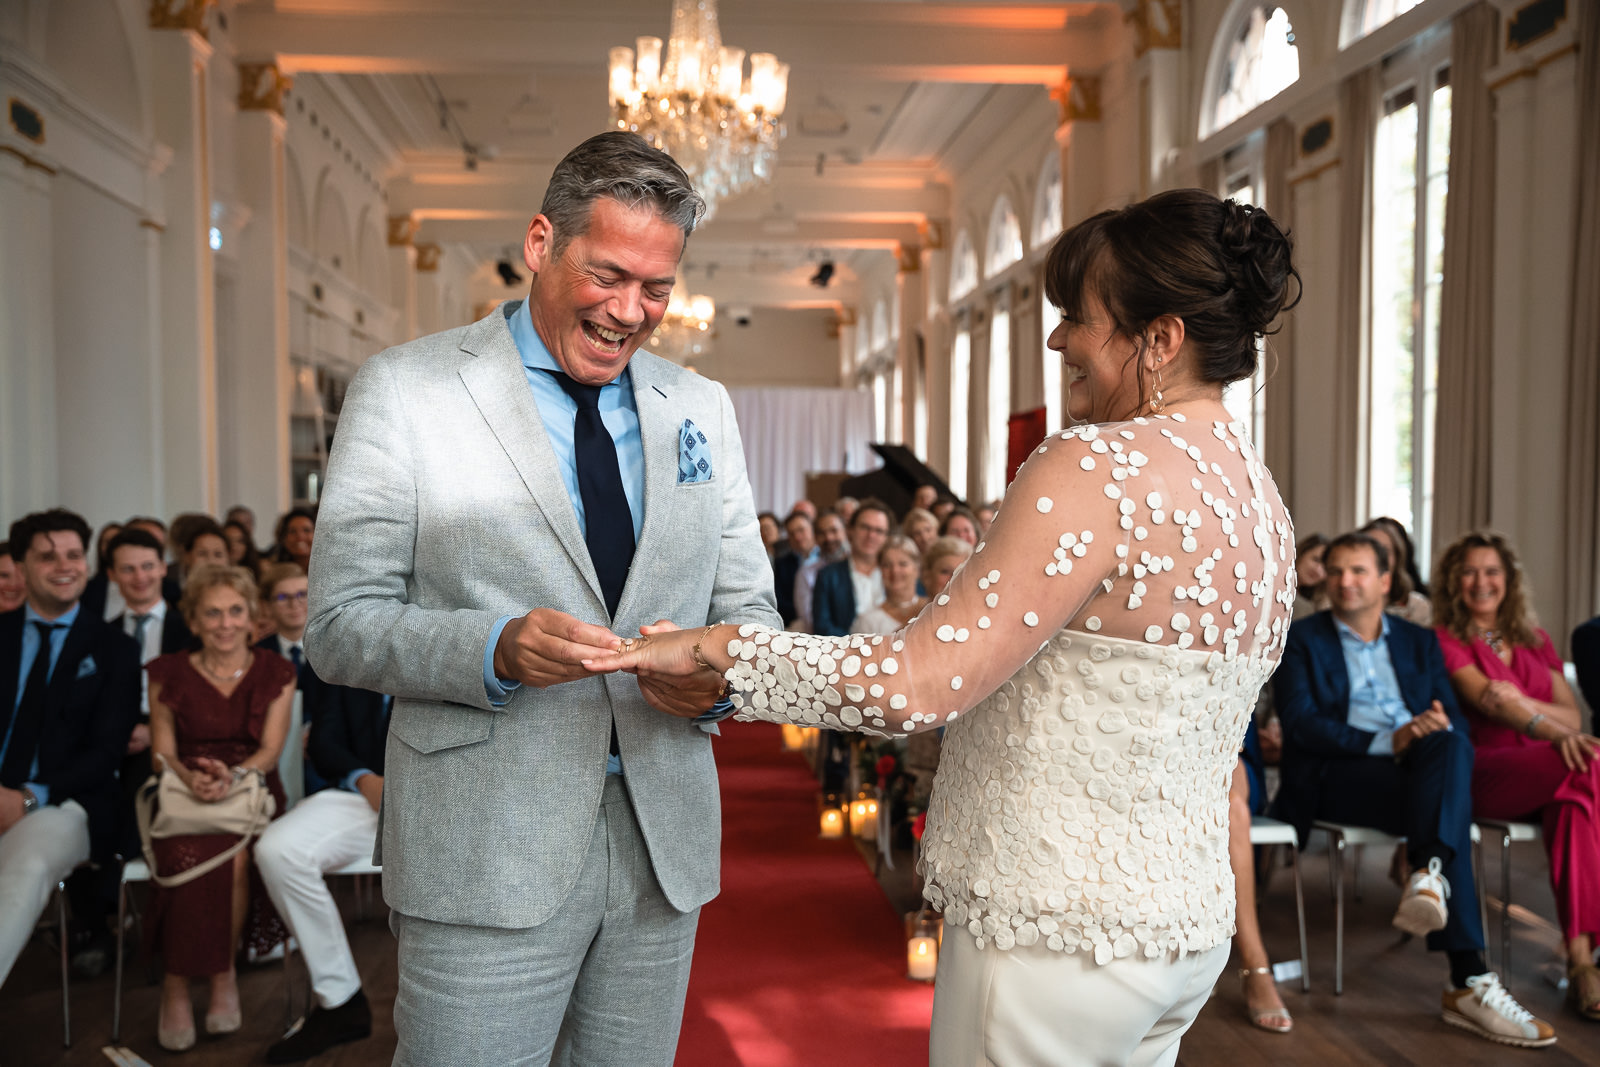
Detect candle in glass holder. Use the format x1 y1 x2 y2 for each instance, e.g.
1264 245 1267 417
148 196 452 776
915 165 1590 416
850 797 879 840
907 935 938 980
780 723 805 751
819 807 844 838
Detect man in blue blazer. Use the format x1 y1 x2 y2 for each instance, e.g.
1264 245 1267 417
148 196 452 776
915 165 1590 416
810 500 893 638
1275 531 1553 1046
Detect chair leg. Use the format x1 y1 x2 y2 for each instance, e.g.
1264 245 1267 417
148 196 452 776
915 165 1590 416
1352 843 1364 903
1333 835 1347 996
285 937 298 1028
113 881 125 1042
1474 833 1491 970
57 882 71 1047
1500 832 1513 986
1291 845 1310 993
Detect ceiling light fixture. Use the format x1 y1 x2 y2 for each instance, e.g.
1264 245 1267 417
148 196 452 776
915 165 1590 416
609 0 789 220
646 275 716 364
810 260 835 288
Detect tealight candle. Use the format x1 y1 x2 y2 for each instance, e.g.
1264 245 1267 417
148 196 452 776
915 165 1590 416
907 936 938 980
819 808 844 839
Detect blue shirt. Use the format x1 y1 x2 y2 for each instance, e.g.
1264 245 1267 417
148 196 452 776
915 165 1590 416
1333 614 1416 756
3 602 80 805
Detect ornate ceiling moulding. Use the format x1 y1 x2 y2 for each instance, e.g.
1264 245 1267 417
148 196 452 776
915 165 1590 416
238 62 292 116
1054 75 1102 124
149 0 215 37
415 243 442 272
387 215 418 248
1126 0 1182 57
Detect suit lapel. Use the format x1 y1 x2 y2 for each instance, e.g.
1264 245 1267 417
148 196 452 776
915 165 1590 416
618 355 678 623
1311 614 1352 715
0 612 21 725
457 303 604 607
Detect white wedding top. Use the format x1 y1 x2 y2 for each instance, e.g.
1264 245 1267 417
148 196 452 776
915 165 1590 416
723 414 1296 963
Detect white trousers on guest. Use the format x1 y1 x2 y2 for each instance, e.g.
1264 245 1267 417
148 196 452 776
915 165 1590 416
930 932 1229 1067
254 788 378 1009
0 800 89 986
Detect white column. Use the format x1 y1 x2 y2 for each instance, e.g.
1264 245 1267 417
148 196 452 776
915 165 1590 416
388 215 419 344
835 312 858 389
1285 161 1343 539
414 243 442 338
0 145 58 520
225 104 292 523
149 27 219 517
895 248 925 443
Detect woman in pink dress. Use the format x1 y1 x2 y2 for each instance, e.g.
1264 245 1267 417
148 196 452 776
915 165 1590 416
146 564 296 1050
1434 531 1600 1020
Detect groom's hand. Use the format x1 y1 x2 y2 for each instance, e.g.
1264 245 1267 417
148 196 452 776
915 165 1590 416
494 608 623 689
634 620 724 719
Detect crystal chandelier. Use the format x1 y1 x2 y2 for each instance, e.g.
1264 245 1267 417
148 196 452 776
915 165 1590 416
610 0 789 220
646 281 716 364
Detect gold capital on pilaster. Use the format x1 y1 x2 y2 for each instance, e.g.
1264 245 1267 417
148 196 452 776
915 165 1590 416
896 244 922 273
1126 0 1182 56
415 243 442 272
387 215 418 247
1054 75 1102 124
148 0 215 37
920 219 946 251
238 62 292 116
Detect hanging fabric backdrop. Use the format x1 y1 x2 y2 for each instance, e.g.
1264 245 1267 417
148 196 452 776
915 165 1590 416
724 387 877 514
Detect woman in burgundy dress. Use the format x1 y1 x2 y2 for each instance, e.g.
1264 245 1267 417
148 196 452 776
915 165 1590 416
1434 531 1600 1020
146 564 296 1051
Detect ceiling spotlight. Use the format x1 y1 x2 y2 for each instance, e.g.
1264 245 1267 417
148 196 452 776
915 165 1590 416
496 259 523 286
809 260 835 288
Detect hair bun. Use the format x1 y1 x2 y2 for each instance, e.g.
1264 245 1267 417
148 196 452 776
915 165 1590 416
1218 199 1299 335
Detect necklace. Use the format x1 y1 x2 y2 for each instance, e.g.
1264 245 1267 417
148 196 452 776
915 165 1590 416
197 653 247 683
1473 626 1506 654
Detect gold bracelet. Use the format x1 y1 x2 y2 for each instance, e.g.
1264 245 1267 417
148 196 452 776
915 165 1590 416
692 624 730 699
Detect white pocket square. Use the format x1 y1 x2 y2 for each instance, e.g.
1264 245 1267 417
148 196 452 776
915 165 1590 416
76 656 97 680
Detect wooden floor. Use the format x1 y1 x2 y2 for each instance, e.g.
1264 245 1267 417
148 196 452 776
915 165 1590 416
5 837 1599 1065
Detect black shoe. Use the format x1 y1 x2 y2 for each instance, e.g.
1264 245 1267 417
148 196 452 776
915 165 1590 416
265 989 372 1064
69 930 114 980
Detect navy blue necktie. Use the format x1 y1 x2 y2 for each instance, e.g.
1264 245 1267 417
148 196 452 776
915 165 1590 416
545 370 636 617
1 621 61 787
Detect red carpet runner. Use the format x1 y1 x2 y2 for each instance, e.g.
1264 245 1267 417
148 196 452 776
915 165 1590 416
674 721 935 1066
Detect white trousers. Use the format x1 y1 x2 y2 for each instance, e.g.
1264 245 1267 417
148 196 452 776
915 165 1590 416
254 788 378 1009
0 800 89 986
930 932 1229 1067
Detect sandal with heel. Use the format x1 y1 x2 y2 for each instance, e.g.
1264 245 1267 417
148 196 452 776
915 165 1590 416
1241 966 1293 1034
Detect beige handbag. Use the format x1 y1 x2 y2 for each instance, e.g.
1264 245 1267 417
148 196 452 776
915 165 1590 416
135 755 277 889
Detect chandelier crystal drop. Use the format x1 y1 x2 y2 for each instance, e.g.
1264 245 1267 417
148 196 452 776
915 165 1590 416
609 0 788 220
647 279 716 364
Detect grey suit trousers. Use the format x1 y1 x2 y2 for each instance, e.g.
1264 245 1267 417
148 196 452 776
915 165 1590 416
391 777 700 1066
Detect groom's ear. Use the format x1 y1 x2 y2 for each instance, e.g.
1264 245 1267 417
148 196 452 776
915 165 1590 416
524 215 555 276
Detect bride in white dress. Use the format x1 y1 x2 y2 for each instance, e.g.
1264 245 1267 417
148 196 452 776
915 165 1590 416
591 188 1300 1066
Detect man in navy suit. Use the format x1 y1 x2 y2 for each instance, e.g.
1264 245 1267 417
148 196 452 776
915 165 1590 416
1275 531 1553 1047
0 509 140 987
811 500 893 638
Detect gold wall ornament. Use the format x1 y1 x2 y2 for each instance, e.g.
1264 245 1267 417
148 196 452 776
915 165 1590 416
387 215 418 247
920 219 946 251
1126 0 1182 56
237 62 291 115
896 244 923 274
1055 75 1102 123
415 243 442 272
149 0 214 36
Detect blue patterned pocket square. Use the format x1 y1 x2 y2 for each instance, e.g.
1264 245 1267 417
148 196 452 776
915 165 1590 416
678 418 714 484
76 656 97 680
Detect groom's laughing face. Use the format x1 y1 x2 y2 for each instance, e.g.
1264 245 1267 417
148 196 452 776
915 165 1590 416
523 196 684 386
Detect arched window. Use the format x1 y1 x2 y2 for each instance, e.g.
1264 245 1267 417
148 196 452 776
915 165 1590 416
871 299 891 354
1203 3 1300 136
1341 0 1424 48
949 230 979 303
855 316 872 366
985 297 1012 500
985 195 1023 277
1032 152 1063 249
949 327 971 497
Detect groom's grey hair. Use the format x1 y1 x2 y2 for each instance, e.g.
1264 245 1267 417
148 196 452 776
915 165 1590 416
539 131 706 261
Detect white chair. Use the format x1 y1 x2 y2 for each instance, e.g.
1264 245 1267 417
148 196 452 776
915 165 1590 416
1247 815 1310 992
47 874 73 1047
276 690 306 812
112 858 150 1041
1312 822 1404 995
281 858 383 1024
1473 819 1542 984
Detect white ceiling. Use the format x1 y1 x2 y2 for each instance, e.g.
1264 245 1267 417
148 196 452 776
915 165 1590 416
232 0 1120 309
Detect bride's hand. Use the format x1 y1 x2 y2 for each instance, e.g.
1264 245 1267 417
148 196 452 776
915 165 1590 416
584 627 703 679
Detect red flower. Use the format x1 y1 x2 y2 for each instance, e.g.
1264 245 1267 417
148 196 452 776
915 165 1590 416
912 812 927 841
875 754 898 787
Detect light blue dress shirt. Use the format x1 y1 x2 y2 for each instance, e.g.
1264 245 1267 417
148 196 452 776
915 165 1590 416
4 603 80 805
1334 614 1416 756
480 301 730 772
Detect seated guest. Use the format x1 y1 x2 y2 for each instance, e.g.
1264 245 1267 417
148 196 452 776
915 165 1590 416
900 507 939 555
271 507 316 573
256 563 327 795
911 484 938 512
1274 532 1550 1046
974 502 998 532
1576 615 1600 712
0 510 140 987
901 536 972 803
812 500 892 638
938 505 981 547
757 511 782 561
0 545 24 613
1433 531 1600 1019
1362 516 1432 625
834 495 860 526
793 511 847 633
930 499 955 523
852 536 924 634
1293 533 1328 619
224 506 257 547
177 519 230 588
223 520 264 579
772 511 816 626
145 564 295 1051
255 676 390 1062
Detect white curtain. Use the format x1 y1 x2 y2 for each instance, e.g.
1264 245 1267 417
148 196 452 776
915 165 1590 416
725 387 877 514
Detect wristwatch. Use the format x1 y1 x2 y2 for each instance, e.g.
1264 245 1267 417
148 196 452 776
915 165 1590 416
20 788 38 816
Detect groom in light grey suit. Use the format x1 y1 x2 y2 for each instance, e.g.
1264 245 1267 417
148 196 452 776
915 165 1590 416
304 132 780 1066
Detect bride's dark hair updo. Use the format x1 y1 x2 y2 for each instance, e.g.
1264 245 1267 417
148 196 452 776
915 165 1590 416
1043 189 1301 385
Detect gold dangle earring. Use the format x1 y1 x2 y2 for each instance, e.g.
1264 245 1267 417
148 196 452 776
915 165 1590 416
1151 358 1166 415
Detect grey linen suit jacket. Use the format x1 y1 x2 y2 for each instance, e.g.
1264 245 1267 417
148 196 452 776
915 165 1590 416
304 300 780 929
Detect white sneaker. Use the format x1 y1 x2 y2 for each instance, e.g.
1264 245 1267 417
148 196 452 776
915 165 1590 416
1393 856 1450 936
1442 972 1557 1048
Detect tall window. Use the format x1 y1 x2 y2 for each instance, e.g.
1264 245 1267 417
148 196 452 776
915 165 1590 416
1204 3 1300 136
913 342 929 460
1342 0 1425 47
949 232 979 303
949 327 971 498
872 371 888 441
1368 54 1450 569
985 300 1012 500
985 196 1023 277
1220 162 1267 444
1032 152 1063 249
